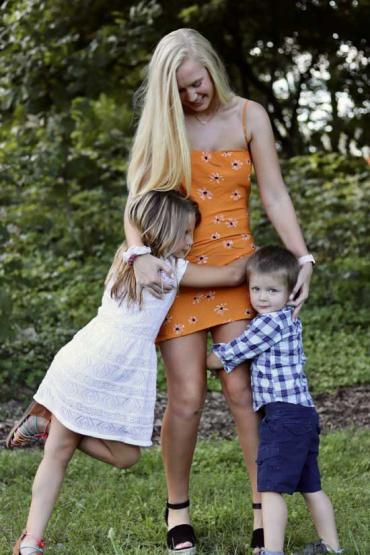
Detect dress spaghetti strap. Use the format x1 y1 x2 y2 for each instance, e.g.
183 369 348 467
242 99 249 147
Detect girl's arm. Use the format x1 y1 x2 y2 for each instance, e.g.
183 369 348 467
124 192 173 298
181 256 248 288
248 101 313 316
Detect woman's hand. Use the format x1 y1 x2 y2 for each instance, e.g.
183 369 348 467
289 263 313 318
133 254 174 298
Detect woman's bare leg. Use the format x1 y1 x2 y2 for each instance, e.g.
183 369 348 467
212 320 262 532
160 331 208 548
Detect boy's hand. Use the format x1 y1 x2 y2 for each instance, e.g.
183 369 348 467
207 352 224 371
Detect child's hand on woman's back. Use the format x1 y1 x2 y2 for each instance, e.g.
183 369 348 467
227 255 249 285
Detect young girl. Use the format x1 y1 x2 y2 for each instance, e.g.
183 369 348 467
10 190 248 555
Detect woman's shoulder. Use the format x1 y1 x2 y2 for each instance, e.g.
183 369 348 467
226 97 270 143
244 100 271 130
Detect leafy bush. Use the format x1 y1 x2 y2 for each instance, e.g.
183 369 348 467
1 153 370 398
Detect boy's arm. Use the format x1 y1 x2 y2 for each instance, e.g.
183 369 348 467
180 256 248 288
207 315 283 373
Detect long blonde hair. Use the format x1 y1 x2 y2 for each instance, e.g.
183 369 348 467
127 28 234 196
106 190 200 306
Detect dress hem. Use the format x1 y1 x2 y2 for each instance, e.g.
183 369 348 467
157 315 253 344
33 395 153 447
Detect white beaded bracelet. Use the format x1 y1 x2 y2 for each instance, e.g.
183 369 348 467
122 246 151 266
298 254 315 266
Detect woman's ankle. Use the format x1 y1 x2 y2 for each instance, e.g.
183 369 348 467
167 506 191 529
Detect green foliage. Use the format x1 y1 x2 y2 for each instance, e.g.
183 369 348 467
1 152 369 398
1 430 370 553
0 2 369 397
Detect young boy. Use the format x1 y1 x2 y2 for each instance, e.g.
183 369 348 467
207 246 343 555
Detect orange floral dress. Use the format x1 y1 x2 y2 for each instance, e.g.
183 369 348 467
157 106 256 342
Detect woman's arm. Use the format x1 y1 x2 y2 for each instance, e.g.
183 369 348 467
248 102 313 315
124 192 173 298
181 256 248 288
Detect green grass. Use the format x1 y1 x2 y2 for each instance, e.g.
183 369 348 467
1 430 369 554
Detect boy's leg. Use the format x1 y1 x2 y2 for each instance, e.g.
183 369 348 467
21 416 80 549
261 491 287 552
302 491 341 551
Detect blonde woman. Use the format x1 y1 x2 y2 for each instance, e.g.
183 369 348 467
125 29 314 554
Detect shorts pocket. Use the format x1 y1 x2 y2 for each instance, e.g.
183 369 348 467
257 445 280 466
282 420 312 436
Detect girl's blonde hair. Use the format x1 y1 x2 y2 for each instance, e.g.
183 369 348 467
127 28 234 196
106 190 200 306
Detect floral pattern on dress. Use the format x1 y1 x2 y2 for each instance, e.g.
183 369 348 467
214 303 229 314
174 323 184 334
223 240 234 249
198 188 213 200
231 160 243 170
209 172 224 184
226 218 238 228
201 152 212 162
221 151 232 157
230 190 242 201
204 291 216 301
196 255 208 264
213 214 225 224
211 232 221 240
192 293 204 304
188 316 198 324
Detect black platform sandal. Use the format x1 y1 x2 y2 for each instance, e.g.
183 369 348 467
250 502 264 554
165 500 197 554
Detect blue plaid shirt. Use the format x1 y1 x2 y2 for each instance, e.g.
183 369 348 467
212 305 314 412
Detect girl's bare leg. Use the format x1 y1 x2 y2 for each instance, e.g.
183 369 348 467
78 436 140 468
212 320 262 532
160 331 208 548
20 416 80 552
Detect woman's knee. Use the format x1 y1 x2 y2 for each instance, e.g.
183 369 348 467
221 371 253 409
167 386 206 419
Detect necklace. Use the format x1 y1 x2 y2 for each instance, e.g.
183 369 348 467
193 103 220 125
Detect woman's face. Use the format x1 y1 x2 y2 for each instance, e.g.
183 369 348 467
176 59 215 113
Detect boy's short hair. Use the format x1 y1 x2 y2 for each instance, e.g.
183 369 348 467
246 246 300 293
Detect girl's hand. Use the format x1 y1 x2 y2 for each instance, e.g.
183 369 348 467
227 255 249 285
289 262 313 318
133 254 174 298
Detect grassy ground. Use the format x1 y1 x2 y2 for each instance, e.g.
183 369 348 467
1 429 369 555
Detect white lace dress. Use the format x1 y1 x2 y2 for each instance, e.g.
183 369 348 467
34 258 188 446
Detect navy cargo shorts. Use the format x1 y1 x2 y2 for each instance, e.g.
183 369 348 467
257 402 321 495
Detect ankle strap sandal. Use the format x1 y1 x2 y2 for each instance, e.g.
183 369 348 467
13 530 46 554
251 502 264 553
6 401 50 449
165 500 196 554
